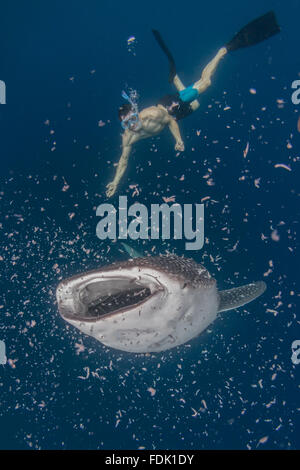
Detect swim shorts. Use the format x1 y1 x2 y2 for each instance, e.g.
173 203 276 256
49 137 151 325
157 93 194 121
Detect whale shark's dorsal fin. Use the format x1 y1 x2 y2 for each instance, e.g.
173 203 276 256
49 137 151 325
218 281 266 313
120 242 143 258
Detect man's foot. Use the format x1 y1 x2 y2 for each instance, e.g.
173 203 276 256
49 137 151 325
219 47 228 57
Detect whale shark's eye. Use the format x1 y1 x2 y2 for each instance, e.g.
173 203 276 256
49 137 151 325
79 279 153 319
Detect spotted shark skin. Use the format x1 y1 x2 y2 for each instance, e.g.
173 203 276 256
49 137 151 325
56 255 266 353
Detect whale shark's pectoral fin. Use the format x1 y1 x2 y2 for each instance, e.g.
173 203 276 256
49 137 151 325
218 281 266 313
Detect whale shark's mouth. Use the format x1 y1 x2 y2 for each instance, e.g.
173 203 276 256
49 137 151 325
57 275 164 322
80 279 153 319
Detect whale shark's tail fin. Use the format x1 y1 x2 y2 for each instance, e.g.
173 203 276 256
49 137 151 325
218 281 266 313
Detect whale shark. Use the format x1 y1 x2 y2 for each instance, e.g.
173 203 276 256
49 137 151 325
56 255 266 353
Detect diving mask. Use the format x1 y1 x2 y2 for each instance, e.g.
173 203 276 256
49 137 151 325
120 90 142 131
121 111 142 131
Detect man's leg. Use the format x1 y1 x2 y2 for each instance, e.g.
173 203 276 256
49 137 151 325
173 75 200 111
193 47 227 94
172 47 227 111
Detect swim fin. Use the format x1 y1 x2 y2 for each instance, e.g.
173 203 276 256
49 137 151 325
152 29 177 83
226 11 280 52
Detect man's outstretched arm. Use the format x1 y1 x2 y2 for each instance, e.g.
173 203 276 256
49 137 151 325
167 117 185 151
106 144 132 198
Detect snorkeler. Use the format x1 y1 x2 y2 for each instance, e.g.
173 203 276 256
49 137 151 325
106 11 280 198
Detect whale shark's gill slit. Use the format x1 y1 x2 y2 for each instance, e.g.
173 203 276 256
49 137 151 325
79 279 152 318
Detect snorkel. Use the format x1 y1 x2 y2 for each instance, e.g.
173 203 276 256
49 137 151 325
120 90 142 131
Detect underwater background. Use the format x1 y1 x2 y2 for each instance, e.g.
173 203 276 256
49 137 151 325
0 0 299 450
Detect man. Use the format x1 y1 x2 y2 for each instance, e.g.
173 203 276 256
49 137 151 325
106 11 280 198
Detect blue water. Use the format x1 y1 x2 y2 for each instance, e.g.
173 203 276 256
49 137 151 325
0 0 299 450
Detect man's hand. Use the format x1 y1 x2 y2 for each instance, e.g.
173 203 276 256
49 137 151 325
106 181 117 198
175 140 185 152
